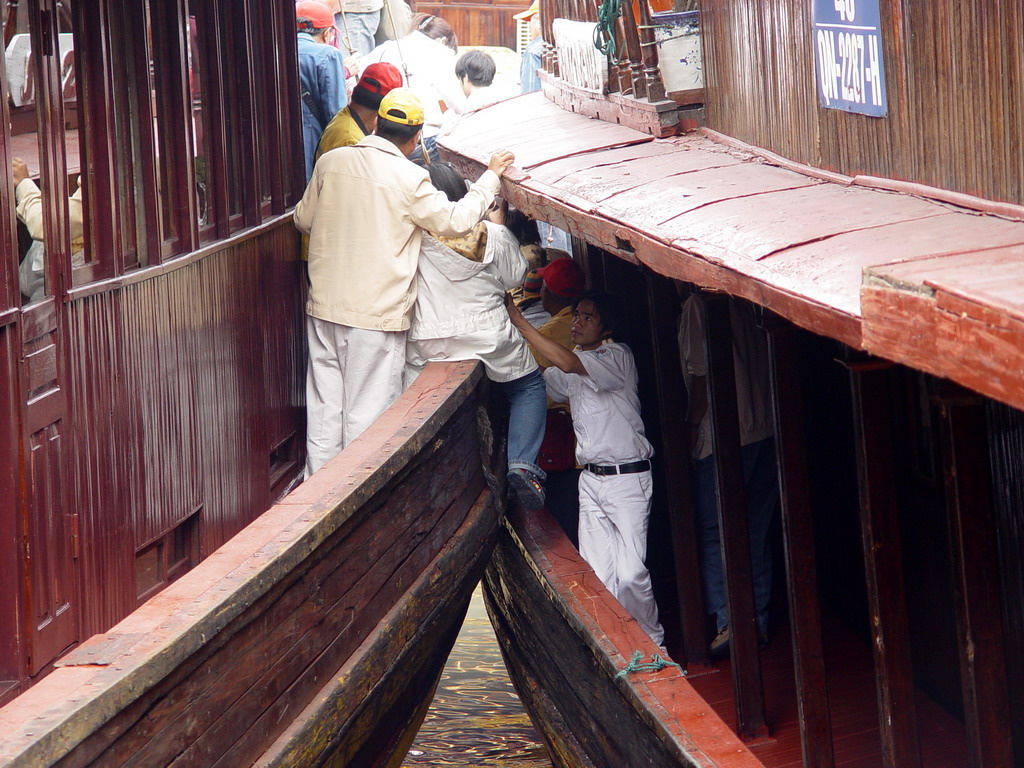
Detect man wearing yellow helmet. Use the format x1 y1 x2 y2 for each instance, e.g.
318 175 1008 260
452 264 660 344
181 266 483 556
294 88 515 477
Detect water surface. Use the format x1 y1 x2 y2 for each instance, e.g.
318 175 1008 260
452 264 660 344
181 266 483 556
402 586 553 767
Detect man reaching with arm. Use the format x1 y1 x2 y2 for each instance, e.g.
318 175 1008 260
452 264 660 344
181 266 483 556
295 88 514 477
507 290 666 647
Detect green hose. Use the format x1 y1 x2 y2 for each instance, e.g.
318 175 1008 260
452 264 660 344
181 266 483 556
593 0 622 65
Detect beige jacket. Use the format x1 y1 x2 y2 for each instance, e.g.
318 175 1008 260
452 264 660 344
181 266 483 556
16 177 84 244
294 134 500 331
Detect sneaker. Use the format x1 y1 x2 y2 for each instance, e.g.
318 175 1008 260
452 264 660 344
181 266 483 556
507 468 545 510
710 626 730 658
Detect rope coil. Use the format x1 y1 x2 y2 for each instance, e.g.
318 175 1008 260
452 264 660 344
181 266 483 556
615 650 683 678
593 0 622 65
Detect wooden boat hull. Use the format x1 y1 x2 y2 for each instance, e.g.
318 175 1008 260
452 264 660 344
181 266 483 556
0 361 504 768
483 505 764 768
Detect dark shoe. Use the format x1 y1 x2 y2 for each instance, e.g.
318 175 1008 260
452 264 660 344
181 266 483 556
710 626 730 658
507 468 545 510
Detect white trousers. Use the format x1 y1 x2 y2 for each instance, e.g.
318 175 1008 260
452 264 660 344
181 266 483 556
578 470 665 646
305 316 405 478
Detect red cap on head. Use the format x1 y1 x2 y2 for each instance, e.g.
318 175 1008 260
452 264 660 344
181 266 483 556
296 1 335 31
354 62 404 106
538 257 585 298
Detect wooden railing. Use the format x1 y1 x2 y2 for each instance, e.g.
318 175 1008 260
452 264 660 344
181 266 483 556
536 0 681 137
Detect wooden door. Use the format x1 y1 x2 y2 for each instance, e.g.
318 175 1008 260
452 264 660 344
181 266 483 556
15 0 78 675
19 298 76 674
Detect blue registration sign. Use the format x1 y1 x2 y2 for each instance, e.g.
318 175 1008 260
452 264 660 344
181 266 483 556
813 0 887 117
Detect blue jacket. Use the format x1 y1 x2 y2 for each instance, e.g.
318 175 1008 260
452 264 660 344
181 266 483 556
520 36 544 94
298 33 347 182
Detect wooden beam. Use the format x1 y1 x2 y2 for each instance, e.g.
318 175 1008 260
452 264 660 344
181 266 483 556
766 318 834 768
848 356 921 768
703 294 768 741
934 384 1014 768
643 272 709 669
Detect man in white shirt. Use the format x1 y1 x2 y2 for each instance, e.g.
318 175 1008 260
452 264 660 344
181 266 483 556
294 88 514 477
507 289 665 647
439 50 517 136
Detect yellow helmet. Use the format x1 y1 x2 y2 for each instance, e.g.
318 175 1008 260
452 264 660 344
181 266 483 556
378 87 425 126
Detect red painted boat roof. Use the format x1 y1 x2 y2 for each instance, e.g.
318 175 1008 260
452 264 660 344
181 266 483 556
441 93 1024 408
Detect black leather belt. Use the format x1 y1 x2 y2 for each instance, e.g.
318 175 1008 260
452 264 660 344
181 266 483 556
584 460 651 476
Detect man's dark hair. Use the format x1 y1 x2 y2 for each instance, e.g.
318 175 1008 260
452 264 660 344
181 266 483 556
427 163 468 203
376 118 422 145
455 50 496 88
352 87 382 110
572 290 626 342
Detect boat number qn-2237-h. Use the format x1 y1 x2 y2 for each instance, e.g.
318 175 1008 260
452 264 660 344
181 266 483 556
812 0 888 117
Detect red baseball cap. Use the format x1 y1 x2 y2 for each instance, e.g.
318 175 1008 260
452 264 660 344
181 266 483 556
353 63 404 108
296 1 335 31
538 257 585 298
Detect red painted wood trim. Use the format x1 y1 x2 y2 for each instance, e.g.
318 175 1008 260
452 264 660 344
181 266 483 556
700 129 855 187
506 504 767 766
439 152 865 350
853 175 1024 221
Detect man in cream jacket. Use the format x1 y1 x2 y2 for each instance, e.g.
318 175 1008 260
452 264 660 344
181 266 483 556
294 88 514 477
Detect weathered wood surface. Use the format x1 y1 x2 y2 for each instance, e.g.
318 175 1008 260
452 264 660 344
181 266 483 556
863 246 1024 411
0 361 501 768
483 504 765 768
441 94 1024 384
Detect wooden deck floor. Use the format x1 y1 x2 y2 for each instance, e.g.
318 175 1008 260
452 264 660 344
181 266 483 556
685 614 969 767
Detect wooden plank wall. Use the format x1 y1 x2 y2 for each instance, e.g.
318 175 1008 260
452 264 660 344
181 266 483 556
411 0 525 49
701 0 1024 205
64 220 305 639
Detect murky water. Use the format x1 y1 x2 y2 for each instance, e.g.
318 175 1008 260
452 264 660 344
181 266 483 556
402 586 553 767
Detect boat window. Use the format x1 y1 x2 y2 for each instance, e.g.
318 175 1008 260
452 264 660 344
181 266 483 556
4 0 302 293
249 4 276 215
5 1 80 305
186 13 214 238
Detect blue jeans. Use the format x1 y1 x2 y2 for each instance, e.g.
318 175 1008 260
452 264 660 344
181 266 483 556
409 135 440 167
497 368 547 479
693 437 778 635
335 10 380 57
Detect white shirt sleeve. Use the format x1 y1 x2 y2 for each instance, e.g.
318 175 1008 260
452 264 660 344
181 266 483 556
486 223 527 290
542 366 571 404
578 344 629 392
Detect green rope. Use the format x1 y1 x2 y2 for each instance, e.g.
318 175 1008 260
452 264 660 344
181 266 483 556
593 0 622 66
615 650 683 678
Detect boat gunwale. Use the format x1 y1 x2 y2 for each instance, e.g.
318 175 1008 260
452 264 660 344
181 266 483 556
492 505 765 767
0 360 486 767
